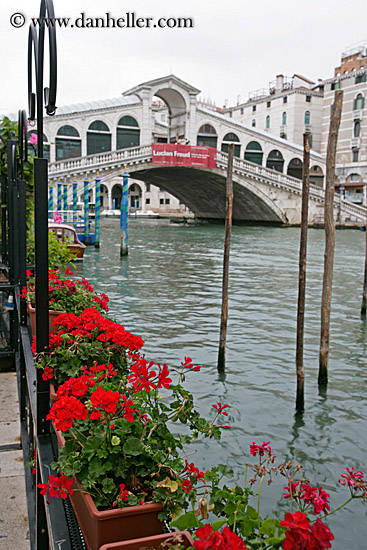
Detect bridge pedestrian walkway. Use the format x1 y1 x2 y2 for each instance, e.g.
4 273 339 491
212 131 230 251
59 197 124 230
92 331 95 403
0 371 30 549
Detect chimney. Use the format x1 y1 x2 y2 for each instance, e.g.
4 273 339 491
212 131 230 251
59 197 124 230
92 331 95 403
276 74 284 93
224 99 228 108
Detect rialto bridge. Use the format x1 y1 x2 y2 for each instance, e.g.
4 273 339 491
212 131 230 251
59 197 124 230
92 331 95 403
36 75 366 224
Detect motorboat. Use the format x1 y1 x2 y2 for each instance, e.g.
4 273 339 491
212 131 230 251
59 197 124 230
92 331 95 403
48 222 86 259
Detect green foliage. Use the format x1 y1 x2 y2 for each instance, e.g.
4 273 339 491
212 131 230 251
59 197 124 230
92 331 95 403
27 231 76 270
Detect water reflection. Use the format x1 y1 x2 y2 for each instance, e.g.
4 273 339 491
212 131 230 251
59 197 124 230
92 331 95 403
81 220 367 550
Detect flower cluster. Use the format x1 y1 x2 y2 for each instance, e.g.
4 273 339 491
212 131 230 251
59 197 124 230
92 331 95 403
38 474 74 500
338 467 367 499
22 269 109 315
193 525 247 550
281 511 334 550
283 482 330 515
34 307 144 385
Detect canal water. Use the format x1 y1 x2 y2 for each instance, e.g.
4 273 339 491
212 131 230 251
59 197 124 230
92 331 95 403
76 219 367 549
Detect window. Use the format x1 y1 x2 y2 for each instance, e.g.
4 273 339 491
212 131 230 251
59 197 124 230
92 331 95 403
244 141 263 165
266 150 284 172
331 81 340 90
117 115 140 149
252 105 256 112
267 101 271 108
165 198 170 205
266 115 270 129
240 108 244 115
354 121 361 137
160 198 164 205
354 93 364 110
221 133 241 157
146 198 150 205
304 111 311 125
283 96 287 104
197 124 218 148
229 111 232 118
353 149 359 162
355 73 367 84
306 95 311 103
252 119 256 127
56 125 81 160
146 183 150 192
282 112 287 125
87 120 111 155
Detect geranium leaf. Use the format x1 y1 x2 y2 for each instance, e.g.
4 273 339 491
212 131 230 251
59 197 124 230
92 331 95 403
123 437 143 456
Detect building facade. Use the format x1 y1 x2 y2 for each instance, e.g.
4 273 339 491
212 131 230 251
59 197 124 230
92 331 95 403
320 43 367 205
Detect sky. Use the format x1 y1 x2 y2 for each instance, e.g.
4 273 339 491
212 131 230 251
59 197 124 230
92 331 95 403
1 0 367 116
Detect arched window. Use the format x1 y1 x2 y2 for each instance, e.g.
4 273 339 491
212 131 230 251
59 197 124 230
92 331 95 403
266 115 270 129
266 150 284 173
304 111 311 125
354 121 361 137
252 119 256 127
310 166 324 188
27 131 50 160
55 125 81 161
128 183 142 211
282 112 287 125
287 158 303 180
244 141 263 166
354 93 364 110
117 115 140 149
111 184 122 209
197 124 218 148
221 132 240 157
87 120 111 155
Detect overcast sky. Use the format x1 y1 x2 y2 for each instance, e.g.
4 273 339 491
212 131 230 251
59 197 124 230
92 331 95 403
1 0 367 115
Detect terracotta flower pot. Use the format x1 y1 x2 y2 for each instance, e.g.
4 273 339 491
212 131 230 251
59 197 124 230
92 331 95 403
68 478 164 550
27 303 65 338
99 531 194 550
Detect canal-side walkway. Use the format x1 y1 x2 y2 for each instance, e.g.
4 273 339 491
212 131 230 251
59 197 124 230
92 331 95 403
0 371 30 549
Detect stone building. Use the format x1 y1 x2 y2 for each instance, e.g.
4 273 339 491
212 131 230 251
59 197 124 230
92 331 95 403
320 43 367 205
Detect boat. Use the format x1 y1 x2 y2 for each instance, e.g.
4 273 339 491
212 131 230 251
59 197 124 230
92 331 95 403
48 222 86 259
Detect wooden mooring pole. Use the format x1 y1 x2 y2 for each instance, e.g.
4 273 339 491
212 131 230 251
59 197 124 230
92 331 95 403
319 90 343 387
296 132 310 411
218 143 234 372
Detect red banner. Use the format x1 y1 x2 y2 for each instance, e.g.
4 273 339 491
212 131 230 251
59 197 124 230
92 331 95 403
152 143 217 169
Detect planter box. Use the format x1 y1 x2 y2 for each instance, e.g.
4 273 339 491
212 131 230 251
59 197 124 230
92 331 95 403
69 478 163 550
27 303 65 338
99 531 194 550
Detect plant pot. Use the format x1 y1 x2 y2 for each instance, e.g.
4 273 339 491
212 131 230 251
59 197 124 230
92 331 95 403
99 531 194 550
50 382 57 404
27 303 65 338
69 478 164 550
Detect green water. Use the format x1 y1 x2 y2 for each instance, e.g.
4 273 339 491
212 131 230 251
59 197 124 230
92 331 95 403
75 219 367 549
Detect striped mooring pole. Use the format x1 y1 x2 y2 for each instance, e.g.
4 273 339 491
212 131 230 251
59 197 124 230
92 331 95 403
120 166 129 257
63 182 68 222
95 171 101 248
57 181 62 213
73 179 78 224
84 173 89 242
48 185 53 218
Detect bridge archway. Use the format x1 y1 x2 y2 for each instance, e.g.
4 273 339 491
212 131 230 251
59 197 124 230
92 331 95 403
153 88 187 143
126 165 287 223
287 158 303 180
100 184 108 208
266 150 284 173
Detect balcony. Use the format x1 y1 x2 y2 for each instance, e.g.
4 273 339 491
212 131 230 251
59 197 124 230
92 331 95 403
353 109 362 120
